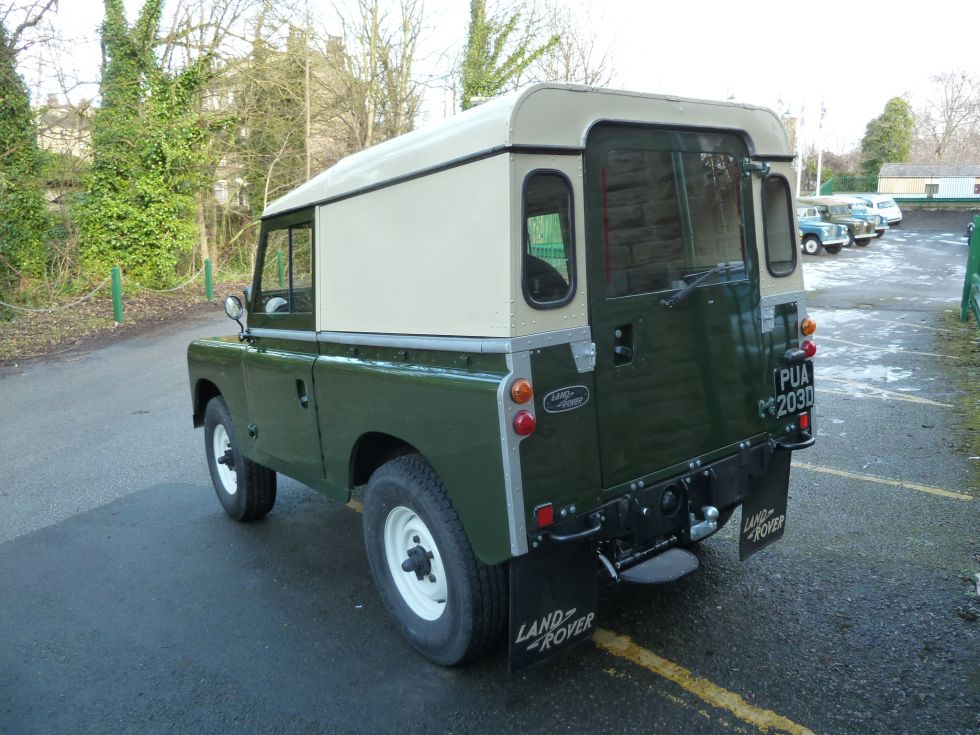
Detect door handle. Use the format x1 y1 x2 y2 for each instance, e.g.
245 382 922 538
295 379 309 409
613 324 634 365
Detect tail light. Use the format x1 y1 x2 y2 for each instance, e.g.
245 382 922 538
799 412 810 430
513 410 536 436
802 340 817 358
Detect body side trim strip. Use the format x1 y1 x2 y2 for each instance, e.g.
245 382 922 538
759 290 806 309
497 351 531 556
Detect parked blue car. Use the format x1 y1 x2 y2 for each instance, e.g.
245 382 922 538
797 206 848 255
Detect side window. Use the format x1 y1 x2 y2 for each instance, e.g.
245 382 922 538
256 221 313 314
762 176 796 276
523 171 575 308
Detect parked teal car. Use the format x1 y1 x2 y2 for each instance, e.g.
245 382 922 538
797 206 848 255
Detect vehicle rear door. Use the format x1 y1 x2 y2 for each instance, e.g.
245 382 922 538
584 124 767 489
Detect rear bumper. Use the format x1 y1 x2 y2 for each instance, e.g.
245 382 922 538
530 431 811 550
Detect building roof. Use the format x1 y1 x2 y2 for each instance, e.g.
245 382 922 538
263 82 790 218
880 163 980 177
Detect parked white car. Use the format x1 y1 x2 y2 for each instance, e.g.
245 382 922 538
852 194 902 225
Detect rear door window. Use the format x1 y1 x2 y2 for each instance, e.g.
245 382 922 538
599 146 747 297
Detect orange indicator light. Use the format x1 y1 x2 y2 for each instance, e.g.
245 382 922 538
510 378 533 404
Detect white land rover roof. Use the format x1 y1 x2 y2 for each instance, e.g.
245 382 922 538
263 83 790 218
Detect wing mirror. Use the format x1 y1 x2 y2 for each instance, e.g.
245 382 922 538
224 295 248 340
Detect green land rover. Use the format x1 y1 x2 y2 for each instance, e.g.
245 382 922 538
187 84 817 671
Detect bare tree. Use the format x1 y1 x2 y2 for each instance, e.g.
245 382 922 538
1 0 58 51
330 0 424 150
914 71 980 163
531 2 613 86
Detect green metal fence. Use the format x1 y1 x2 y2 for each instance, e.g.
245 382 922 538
527 213 569 279
962 214 980 327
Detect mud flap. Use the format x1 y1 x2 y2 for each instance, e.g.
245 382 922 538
739 451 791 561
508 540 597 673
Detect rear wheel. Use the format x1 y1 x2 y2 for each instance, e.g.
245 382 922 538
825 244 843 255
363 454 506 666
875 230 884 238
801 235 822 255
846 231 856 247
856 238 870 247
203 396 276 521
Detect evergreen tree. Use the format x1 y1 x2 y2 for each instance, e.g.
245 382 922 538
0 18 50 292
460 0 558 110
76 0 215 287
860 97 913 177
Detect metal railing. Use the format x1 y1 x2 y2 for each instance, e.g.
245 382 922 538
827 175 980 201
962 215 980 327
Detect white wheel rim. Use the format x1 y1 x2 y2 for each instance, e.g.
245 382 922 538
383 506 447 621
212 424 237 495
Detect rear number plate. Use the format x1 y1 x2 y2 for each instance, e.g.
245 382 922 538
773 361 814 419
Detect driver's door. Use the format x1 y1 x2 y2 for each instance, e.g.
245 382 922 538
244 210 325 487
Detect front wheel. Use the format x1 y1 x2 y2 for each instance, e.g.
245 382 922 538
801 235 822 255
363 455 506 666
203 396 276 521
875 230 885 238
856 238 870 247
825 244 843 254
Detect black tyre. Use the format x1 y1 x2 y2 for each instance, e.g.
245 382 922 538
363 454 506 666
875 230 884 238
825 244 843 254
856 237 870 247
203 396 276 521
846 231 856 247
801 235 822 255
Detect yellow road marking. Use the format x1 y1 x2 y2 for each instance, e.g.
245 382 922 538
343 500 808 730
818 336 958 360
793 462 972 501
594 629 818 735
817 377 952 408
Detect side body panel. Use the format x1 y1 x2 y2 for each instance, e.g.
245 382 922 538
312 344 514 565
187 336 250 437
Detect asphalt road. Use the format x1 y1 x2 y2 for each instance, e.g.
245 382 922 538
1 222 978 734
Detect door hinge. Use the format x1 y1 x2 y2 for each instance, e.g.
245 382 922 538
741 158 771 178
570 339 596 373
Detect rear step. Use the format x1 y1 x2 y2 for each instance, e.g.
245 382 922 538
618 548 699 584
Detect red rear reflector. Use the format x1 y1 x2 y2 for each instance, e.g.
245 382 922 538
802 340 817 358
535 503 554 528
799 412 810 430
513 410 536 436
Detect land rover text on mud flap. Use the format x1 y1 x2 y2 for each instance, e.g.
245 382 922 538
187 84 817 672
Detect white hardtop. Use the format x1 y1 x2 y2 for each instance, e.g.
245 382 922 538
263 83 790 218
